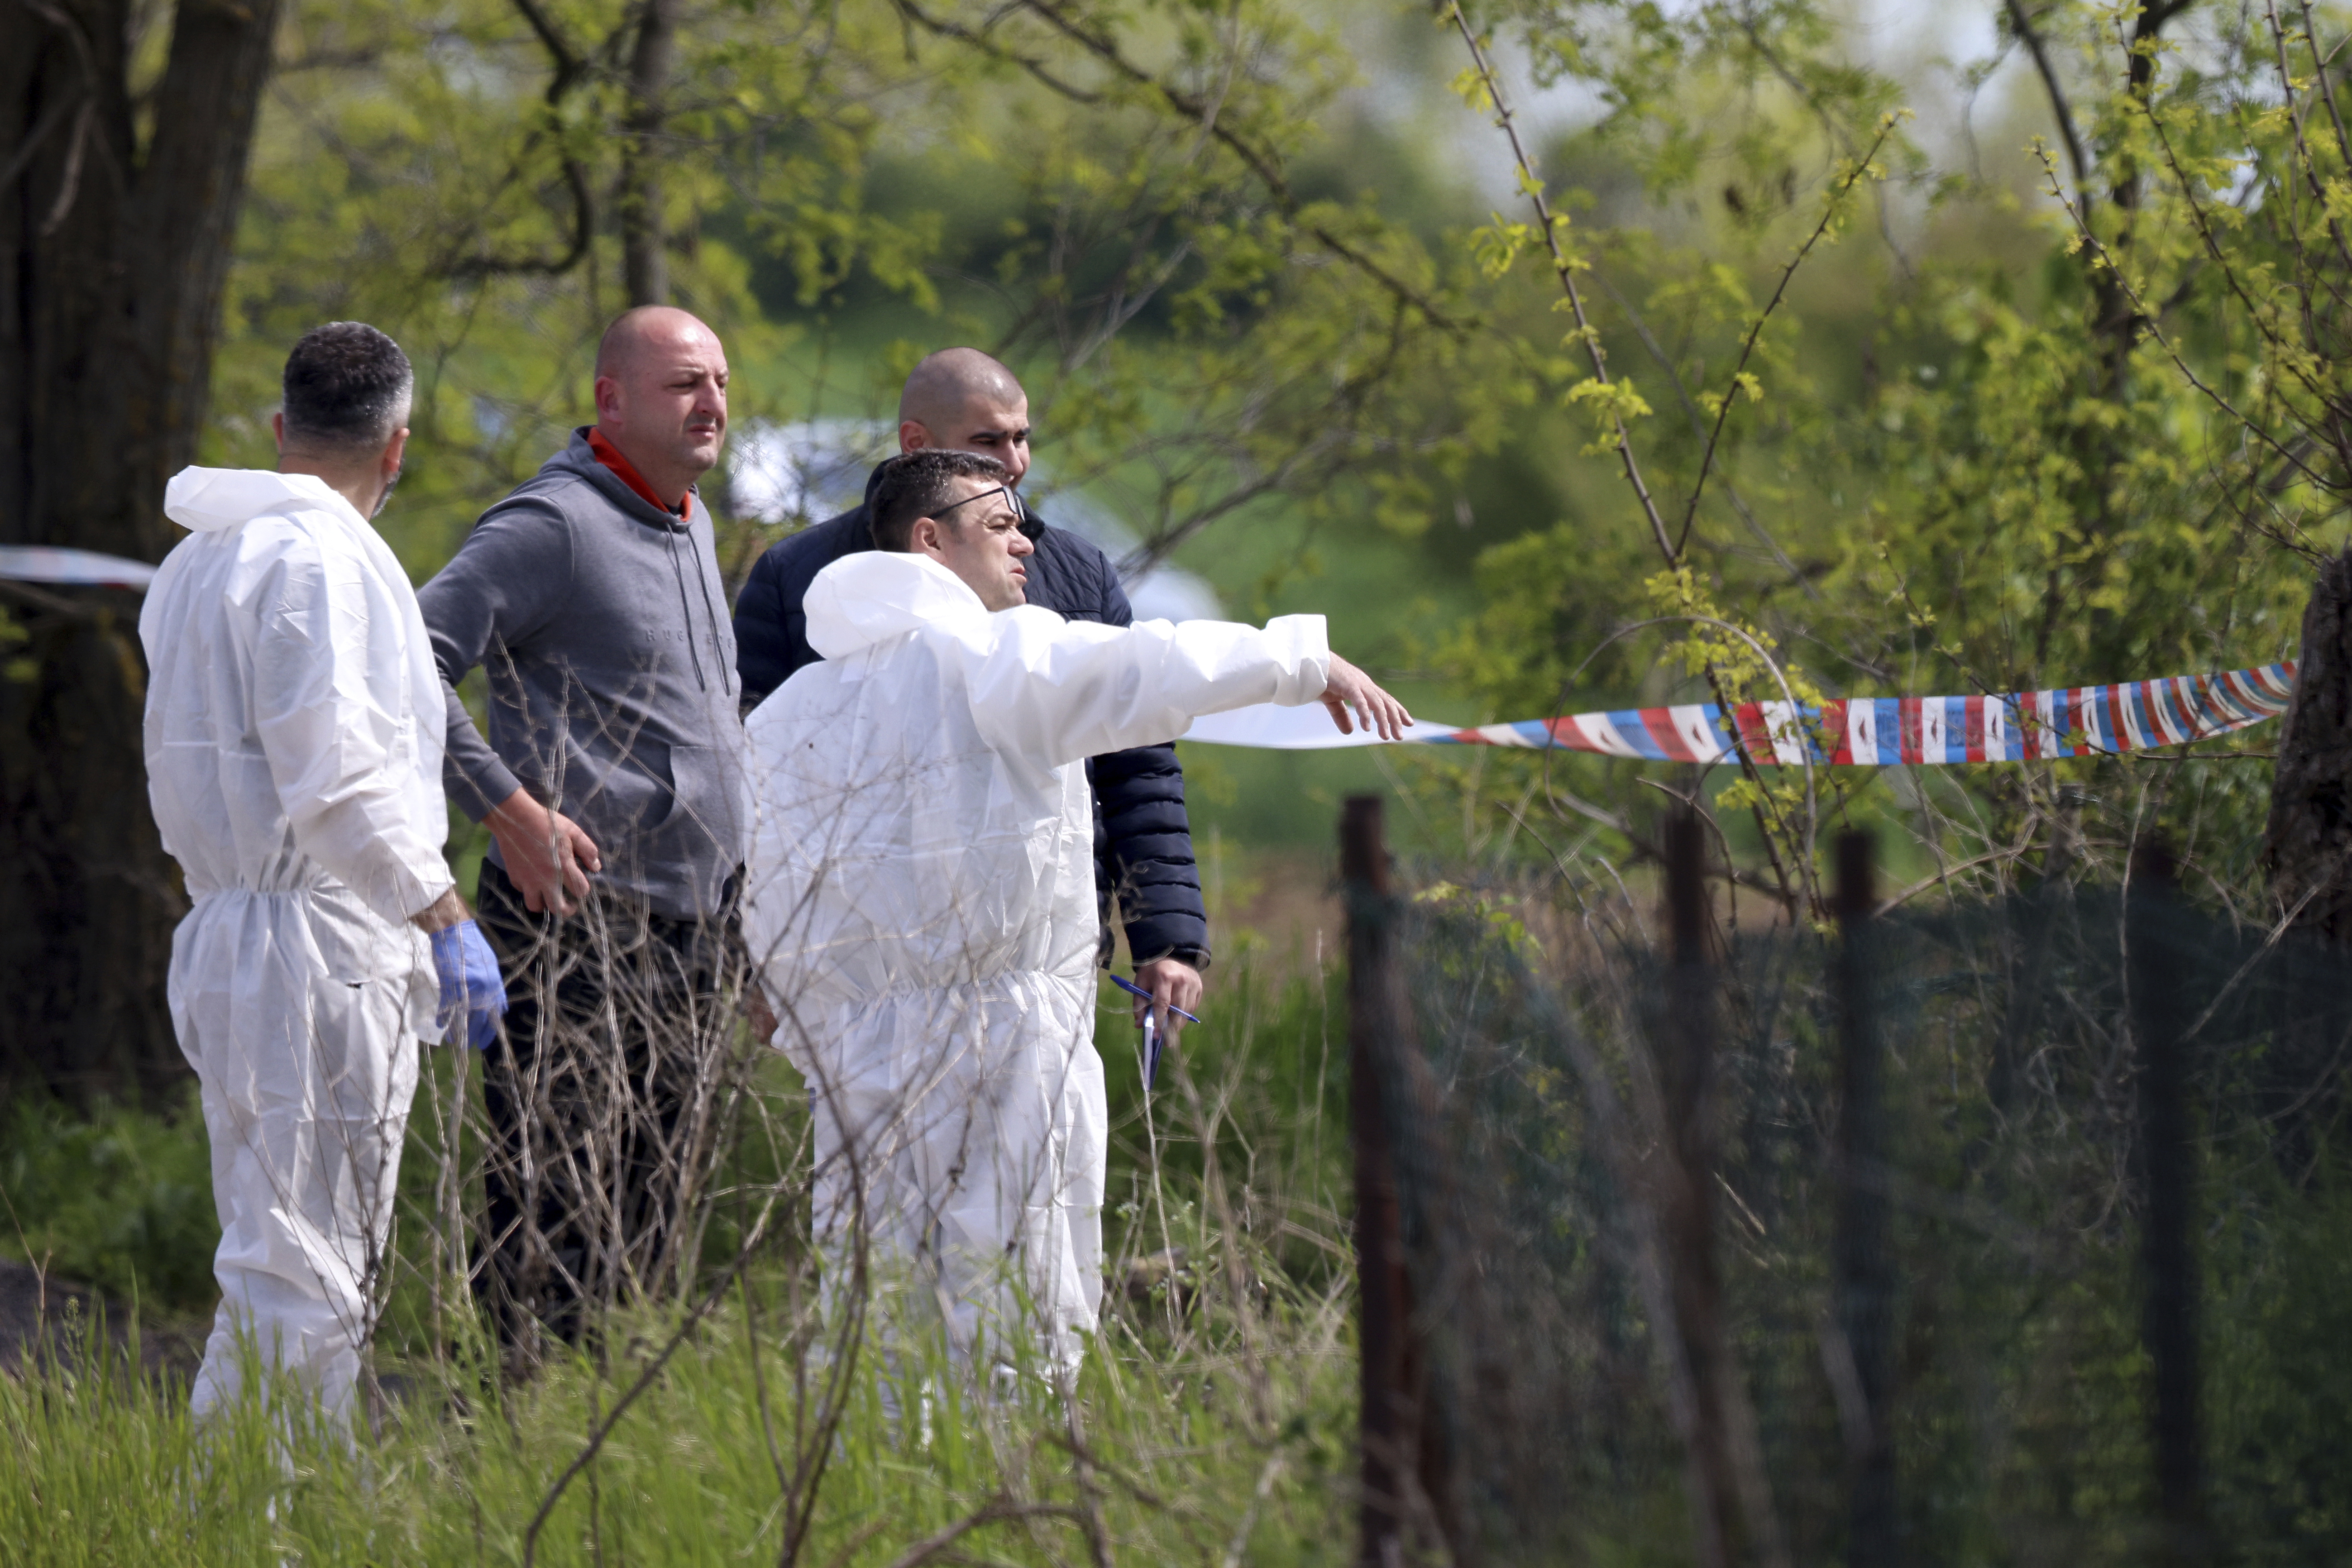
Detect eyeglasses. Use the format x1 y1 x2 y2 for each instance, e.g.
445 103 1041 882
933 483 1018 522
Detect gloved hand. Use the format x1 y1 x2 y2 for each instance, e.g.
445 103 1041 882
428 919 508 1051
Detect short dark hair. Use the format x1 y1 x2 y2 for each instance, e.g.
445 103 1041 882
868 449 1011 551
282 322 413 452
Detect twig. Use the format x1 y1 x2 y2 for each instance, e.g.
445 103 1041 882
1445 5 1674 564
1219 1451 1286 1568
1673 116 1902 559
2036 149 2336 496
2005 0 2091 206
881 1501 1090 1568
521 1191 787 1565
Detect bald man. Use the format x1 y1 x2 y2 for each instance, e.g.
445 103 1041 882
734 348 1212 1033
420 306 751 1366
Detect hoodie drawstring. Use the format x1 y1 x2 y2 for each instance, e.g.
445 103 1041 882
688 525 733 697
664 527 710 692
662 519 736 698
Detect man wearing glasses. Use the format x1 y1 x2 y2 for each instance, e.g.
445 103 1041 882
741 449 1408 1381
733 349 1209 1048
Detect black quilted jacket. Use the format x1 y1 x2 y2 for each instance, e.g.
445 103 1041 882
733 480 1210 970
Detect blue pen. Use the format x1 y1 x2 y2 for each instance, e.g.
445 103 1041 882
1108 972 1201 1024
1109 974 1198 1089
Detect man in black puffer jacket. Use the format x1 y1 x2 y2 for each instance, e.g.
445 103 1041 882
734 347 1208 1032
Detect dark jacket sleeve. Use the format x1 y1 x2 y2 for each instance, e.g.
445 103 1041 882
732 544 800 708
1092 742 1209 967
733 507 869 707
1066 539 1210 969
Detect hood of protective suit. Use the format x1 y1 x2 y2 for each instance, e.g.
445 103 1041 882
803 551 994 660
165 466 355 534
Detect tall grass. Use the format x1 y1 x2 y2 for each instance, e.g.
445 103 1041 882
0 1293 1363 1564
0 959 1369 1566
15 883 2352 1566
0 1090 218 1312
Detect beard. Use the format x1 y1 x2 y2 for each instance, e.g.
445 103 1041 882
369 459 404 518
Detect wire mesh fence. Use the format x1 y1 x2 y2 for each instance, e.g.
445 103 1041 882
1356 811 2352 1566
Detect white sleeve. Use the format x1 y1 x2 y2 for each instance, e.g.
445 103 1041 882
247 539 454 926
958 609 1330 770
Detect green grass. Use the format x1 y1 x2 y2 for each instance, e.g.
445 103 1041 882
0 1090 219 1313
1 1290 1362 1564
15 929 2351 1564
0 1280 1364 1566
0 963 1373 1566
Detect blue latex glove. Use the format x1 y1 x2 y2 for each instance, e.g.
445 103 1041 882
429 919 508 1051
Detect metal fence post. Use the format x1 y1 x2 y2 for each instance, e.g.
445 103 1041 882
2130 836 2205 1558
1344 795 1416 1567
1832 831 1896 1568
1659 805 1740 1568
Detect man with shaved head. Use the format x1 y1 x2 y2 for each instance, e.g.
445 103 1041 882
420 305 751 1367
898 346 1026 451
735 349 1213 1041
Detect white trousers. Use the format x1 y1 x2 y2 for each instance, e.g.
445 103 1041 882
799 972 1107 1377
170 885 424 1432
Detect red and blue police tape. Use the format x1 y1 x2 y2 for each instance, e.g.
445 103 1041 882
1400 662 2296 765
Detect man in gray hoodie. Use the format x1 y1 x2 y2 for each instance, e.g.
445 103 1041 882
418 306 749 1362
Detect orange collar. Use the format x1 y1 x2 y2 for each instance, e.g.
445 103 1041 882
587 428 692 520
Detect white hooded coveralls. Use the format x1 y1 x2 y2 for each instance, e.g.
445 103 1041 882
741 552 1329 1373
141 468 453 1429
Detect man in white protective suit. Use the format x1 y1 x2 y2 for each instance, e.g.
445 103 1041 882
141 322 508 1434
741 449 1410 1378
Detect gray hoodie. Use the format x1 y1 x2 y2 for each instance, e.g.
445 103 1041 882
419 430 747 920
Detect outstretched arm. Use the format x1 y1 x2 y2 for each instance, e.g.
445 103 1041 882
964 611 1339 768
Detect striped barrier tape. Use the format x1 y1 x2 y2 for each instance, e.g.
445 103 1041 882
1181 663 2298 761
1418 663 2297 763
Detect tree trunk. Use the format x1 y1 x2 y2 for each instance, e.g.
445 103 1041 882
0 0 284 1101
2262 549 2352 940
620 0 682 307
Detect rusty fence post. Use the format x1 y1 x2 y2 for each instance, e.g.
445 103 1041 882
1832 832 1896 1568
2130 837 2205 1559
1658 805 1740 1568
1344 795 1417 1567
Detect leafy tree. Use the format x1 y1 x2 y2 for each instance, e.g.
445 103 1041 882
27 0 2345 1089
1419 0 2333 918
2 0 285 1100
5 0 1482 1092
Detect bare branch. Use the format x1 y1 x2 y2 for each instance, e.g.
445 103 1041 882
1674 117 1900 559
510 0 588 90
881 1502 1090 1568
2038 151 2336 497
435 0 601 280
893 0 1468 335
1444 6 1675 567
2005 0 2092 215
1588 264 1816 595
